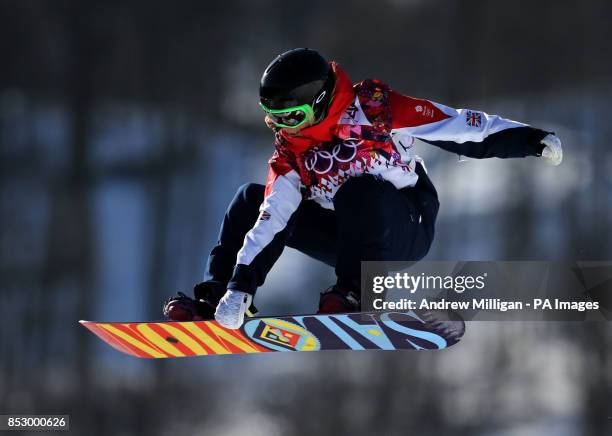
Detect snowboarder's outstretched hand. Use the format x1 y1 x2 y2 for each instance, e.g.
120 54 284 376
541 134 563 166
214 290 252 329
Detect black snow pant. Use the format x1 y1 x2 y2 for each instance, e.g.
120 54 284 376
203 163 439 298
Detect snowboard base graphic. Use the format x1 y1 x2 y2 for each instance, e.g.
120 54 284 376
80 311 460 359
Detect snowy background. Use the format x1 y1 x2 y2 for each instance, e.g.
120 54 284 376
1 1 611 435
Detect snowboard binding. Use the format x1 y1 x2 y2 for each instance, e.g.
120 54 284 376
163 282 259 321
317 285 361 314
162 292 215 321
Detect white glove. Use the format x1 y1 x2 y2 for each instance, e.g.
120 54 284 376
214 290 252 329
540 134 563 166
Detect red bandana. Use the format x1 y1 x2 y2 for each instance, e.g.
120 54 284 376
277 62 355 153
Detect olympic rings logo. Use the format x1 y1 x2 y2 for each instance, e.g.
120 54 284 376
304 138 363 174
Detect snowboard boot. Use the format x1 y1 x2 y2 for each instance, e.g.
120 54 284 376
162 281 225 321
163 292 215 321
317 285 361 314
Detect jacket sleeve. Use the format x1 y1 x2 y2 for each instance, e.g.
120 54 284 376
227 152 302 294
389 91 550 159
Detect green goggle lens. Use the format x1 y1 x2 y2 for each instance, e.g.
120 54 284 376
259 102 315 128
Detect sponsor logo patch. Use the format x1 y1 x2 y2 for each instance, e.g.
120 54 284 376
415 104 434 118
466 110 482 127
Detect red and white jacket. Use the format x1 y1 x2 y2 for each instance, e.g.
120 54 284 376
229 63 548 291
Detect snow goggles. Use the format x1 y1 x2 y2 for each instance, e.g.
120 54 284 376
259 102 315 129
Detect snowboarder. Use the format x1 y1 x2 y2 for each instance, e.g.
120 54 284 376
163 48 563 330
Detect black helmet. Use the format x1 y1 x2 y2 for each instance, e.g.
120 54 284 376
260 48 335 123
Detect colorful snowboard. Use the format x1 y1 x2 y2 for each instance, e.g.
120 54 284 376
80 311 460 359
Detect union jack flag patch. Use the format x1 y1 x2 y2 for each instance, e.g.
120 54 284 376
465 110 482 128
